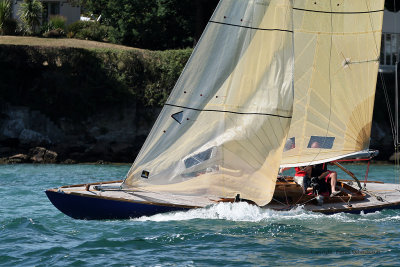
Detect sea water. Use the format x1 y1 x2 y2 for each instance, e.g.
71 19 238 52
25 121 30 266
0 164 399 266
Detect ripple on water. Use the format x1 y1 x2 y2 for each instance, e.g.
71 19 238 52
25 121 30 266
1 164 400 266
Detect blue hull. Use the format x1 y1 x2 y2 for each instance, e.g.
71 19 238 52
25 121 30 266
45 190 191 220
46 189 400 220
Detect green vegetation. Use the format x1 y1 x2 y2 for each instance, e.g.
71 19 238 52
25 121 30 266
18 0 43 34
49 15 66 30
67 21 110 42
3 0 219 50
77 0 219 50
0 42 192 120
0 0 11 34
41 15 67 38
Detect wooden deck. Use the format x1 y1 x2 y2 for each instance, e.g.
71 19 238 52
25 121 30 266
266 181 400 214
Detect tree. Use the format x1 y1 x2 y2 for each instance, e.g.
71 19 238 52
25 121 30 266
18 0 43 34
0 0 11 33
79 0 218 50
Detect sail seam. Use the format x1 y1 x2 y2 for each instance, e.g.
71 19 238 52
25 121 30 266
209 20 293 33
165 103 292 118
293 8 384 14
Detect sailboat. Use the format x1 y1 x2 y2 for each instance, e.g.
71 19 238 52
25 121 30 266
46 0 400 219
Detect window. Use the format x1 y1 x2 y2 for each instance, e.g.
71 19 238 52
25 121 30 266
307 136 335 149
283 137 295 152
184 148 213 169
171 111 183 124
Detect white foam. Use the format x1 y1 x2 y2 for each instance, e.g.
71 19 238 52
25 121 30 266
132 202 400 223
134 202 317 222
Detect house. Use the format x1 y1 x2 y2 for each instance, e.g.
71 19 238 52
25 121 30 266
11 0 80 26
380 8 400 73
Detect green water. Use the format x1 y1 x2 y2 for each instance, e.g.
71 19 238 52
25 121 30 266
0 164 399 266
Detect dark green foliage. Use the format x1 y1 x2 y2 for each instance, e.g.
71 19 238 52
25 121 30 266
74 22 110 42
49 15 66 30
0 45 191 120
67 21 110 42
42 28 65 38
66 20 93 35
1 17 17 35
18 0 43 34
80 0 219 50
144 49 192 106
0 0 11 35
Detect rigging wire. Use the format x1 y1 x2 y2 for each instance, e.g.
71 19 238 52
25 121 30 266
395 0 400 185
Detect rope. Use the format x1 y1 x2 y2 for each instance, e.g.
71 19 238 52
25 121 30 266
362 188 387 203
283 181 289 206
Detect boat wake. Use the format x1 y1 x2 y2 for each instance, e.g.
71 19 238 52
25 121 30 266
134 202 316 222
133 202 400 223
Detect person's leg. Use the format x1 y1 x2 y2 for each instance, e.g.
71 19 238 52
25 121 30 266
303 175 311 194
328 171 340 195
294 176 305 193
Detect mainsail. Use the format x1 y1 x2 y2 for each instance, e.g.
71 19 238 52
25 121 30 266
123 0 294 206
281 0 385 167
123 0 385 206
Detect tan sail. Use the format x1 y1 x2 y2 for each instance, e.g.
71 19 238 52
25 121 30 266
281 0 385 167
123 0 294 206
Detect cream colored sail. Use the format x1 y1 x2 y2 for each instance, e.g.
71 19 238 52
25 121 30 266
281 0 385 167
123 0 294 206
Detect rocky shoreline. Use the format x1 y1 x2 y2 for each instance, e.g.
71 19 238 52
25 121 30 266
0 104 160 164
0 146 130 164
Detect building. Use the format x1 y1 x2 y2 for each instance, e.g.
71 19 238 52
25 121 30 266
11 0 80 26
381 8 400 73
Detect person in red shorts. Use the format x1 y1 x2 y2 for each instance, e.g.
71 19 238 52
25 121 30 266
280 166 312 194
311 164 340 197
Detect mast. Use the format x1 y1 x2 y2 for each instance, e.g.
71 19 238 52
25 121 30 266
291 0 295 101
396 60 399 149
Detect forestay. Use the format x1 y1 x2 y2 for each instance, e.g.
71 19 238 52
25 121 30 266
123 0 294 206
281 0 385 167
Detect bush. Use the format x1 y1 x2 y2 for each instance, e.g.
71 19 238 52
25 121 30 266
42 28 65 38
49 15 66 30
67 21 110 42
0 0 11 35
66 20 93 35
41 15 66 37
0 45 192 120
1 17 17 35
18 0 43 35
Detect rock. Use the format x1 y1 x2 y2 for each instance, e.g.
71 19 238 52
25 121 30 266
9 153 29 162
43 150 58 163
0 154 29 164
29 147 58 163
61 159 76 164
